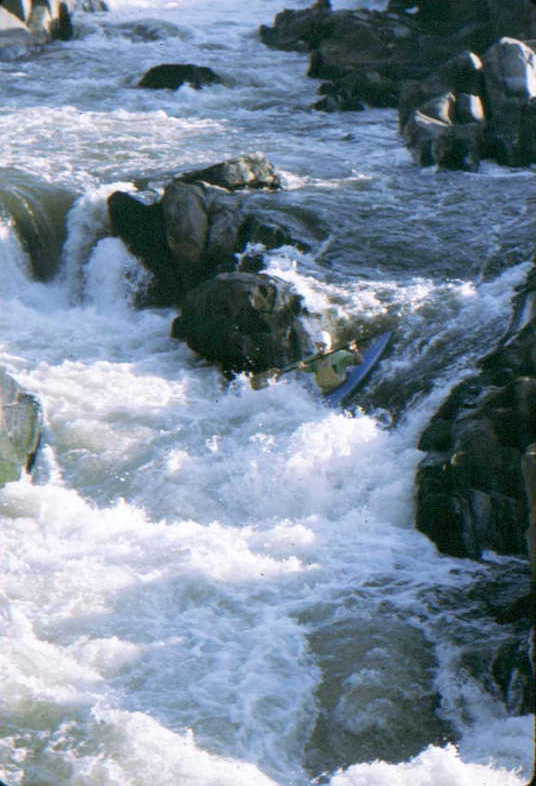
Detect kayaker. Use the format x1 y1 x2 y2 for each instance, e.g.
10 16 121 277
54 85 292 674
297 334 363 394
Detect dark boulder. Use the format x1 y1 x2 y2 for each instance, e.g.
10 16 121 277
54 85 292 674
307 12 392 81
402 109 482 170
416 281 536 559
259 1 332 52
108 190 180 306
0 367 42 486
178 152 281 191
171 272 311 375
138 63 222 90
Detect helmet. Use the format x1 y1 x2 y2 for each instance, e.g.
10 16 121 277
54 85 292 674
314 330 332 351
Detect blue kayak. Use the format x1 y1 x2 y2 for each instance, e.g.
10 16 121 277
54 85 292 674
323 331 393 408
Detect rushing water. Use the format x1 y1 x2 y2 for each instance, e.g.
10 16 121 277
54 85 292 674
0 1 534 784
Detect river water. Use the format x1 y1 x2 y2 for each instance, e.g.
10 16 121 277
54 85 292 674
0 1 534 784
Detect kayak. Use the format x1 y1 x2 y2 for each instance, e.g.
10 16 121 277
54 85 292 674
323 331 393 408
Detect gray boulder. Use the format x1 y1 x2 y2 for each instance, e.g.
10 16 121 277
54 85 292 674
161 180 241 294
403 109 482 170
171 272 311 375
483 37 536 166
0 368 41 486
179 153 281 192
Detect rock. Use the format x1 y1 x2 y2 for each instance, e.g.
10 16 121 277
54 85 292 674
259 2 332 52
1 0 32 21
161 180 241 294
482 37 536 166
178 153 281 192
108 156 319 307
307 12 390 81
402 109 481 170
398 50 484 129
522 442 536 572
108 190 179 306
0 168 77 280
0 0 75 55
28 1 73 42
0 367 42 486
416 307 536 559
171 272 311 375
138 63 222 90
0 5 31 41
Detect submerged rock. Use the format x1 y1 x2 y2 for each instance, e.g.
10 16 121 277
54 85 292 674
0 368 41 486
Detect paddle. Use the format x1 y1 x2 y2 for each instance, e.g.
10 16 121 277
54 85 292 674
250 341 355 390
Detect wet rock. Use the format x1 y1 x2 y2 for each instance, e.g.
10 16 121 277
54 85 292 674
161 180 241 294
108 155 319 308
482 37 536 166
416 285 536 559
0 168 77 280
179 153 281 192
0 6 32 56
172 272 310 375
0 367 41 486
259 2 332 52
108 190 180 306
138 63 222 90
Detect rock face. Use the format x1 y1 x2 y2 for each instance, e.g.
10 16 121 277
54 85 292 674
0 367 41 486
138 63 222 90
416 270 536 560
171 272 311 375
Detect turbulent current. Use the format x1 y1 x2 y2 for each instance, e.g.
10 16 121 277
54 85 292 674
0 1 534 784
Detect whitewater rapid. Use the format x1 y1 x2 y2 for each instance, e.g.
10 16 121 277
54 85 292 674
0 1 533 785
